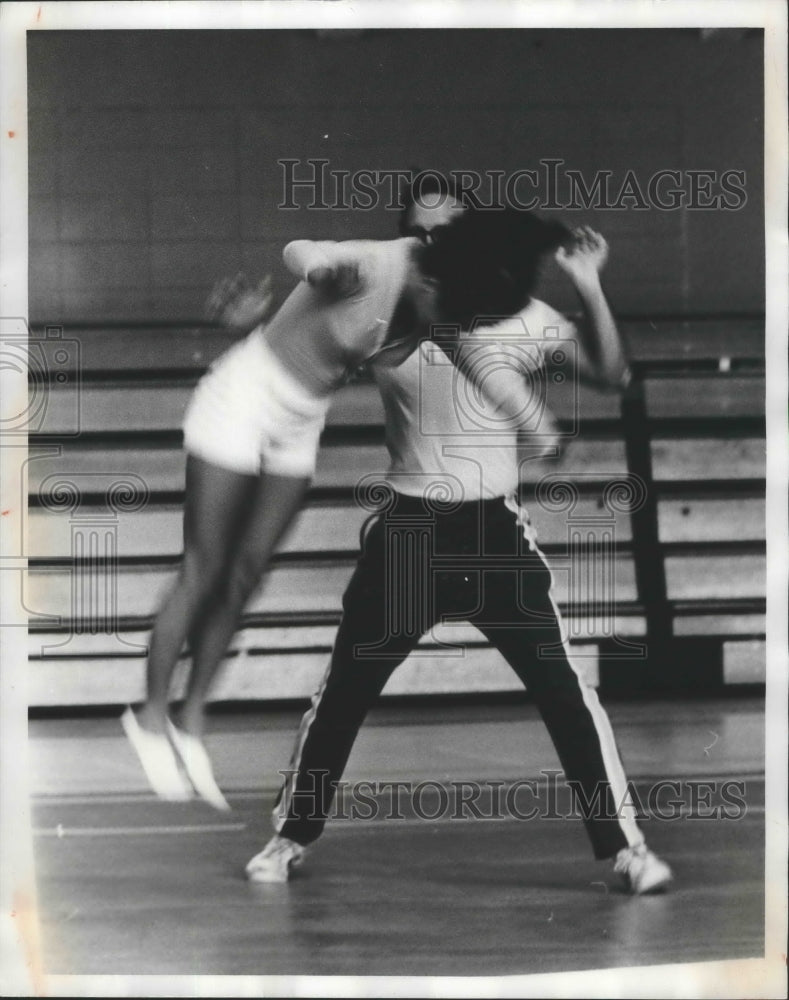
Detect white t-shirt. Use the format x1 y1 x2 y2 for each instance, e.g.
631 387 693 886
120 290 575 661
372 298 575 502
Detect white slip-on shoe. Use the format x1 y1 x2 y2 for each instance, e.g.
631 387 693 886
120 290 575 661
166 720 231 812
121 706 193 801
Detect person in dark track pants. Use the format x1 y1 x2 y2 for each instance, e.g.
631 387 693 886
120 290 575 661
242 179 673 893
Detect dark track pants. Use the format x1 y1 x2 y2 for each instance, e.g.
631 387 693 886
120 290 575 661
274 493 644 859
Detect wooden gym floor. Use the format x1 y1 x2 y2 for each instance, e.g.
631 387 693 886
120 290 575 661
26 696 766 988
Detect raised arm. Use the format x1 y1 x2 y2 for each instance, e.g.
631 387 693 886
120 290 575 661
554 227 630 390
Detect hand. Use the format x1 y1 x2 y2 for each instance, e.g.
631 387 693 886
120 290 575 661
307 261 361 298
206 273 273 333
555 227 609 286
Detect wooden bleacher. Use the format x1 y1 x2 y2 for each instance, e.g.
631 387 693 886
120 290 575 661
25 318 765 707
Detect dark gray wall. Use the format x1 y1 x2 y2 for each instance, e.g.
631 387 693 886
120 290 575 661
28 28 763 323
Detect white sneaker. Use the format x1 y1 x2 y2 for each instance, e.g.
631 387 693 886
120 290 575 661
166 721 231 812
245 835 306 883
614 844 674 894
120 707 193 801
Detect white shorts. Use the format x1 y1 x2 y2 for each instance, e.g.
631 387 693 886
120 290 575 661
182 331 331 477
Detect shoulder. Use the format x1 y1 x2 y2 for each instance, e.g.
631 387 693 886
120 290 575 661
284 237 407 262
344 238 414 291
469 300 576 371
282 239 338 262
521 297 568 325
517 298 576 340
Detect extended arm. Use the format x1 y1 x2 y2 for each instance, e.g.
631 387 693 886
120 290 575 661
554 227 630 390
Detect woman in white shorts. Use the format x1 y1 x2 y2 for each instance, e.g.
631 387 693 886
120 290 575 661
122 213 552 808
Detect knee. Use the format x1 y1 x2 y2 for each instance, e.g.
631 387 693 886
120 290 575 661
179 548 228 603
216 553 268 609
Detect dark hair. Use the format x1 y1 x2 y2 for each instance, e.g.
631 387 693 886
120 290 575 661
419 207 570 329
398 171 463 235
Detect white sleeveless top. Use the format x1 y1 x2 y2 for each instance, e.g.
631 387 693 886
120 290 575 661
263 238 414 397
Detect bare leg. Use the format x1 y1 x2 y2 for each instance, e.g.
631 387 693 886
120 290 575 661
177 470 311 737
136 455 258 734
